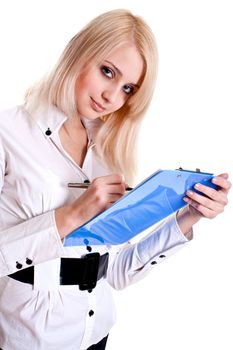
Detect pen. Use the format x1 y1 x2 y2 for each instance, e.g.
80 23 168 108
68 182 133 191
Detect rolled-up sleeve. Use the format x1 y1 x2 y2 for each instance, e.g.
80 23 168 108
107 213 192 290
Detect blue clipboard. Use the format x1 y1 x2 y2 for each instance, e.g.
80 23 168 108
64 169 218 246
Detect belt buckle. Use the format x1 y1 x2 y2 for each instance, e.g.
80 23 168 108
79 253 100 291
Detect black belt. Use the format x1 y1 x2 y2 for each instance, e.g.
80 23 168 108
8 253 109 291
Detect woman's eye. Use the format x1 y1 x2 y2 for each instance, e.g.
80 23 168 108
101 66 114 78
123 84 134 95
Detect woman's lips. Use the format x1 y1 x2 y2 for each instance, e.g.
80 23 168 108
90 98 105 113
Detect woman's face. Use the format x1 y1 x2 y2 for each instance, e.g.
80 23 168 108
75 44 144 119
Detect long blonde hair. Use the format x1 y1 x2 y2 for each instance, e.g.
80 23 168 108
24 9 158 185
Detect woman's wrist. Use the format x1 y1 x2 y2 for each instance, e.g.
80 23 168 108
55 204 82 239
176 205 201 240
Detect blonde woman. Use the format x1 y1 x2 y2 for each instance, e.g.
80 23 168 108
0 9 231 350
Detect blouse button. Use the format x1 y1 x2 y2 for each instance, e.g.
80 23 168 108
45 128 52 136
151 261 157 265
89 310 94 317
16 261 23 269
26 258 33 265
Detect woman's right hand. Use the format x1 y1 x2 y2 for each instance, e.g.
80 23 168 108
55 174 126 239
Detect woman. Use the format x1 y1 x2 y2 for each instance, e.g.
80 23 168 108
0 9 231 350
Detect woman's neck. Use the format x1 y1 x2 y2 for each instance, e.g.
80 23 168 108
59 115 88 167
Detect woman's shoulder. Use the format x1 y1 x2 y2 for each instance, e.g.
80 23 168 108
0 105 30 136
0 105 28 123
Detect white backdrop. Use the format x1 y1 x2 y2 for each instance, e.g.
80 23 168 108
0 0 232 349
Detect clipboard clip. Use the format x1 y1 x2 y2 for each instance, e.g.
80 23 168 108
177 167 201 173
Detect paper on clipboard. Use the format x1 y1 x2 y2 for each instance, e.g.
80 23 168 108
64 169 217 246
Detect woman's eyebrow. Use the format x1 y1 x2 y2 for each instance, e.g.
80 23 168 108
105 60 122 76
105 60 140 88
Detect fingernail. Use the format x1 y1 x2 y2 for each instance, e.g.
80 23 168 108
195 183 200 188
187 190 194 196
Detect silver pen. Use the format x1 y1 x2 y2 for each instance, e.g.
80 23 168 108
68 182 133 191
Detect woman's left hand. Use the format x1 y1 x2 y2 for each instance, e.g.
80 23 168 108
183 173 231 220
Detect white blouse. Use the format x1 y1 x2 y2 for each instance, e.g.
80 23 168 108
0 106 190 350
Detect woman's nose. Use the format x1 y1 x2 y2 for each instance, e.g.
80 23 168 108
102 86 121 104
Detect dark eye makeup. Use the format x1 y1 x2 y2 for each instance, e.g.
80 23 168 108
101 66 114 78
123 84 135 95
101 65 135 95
